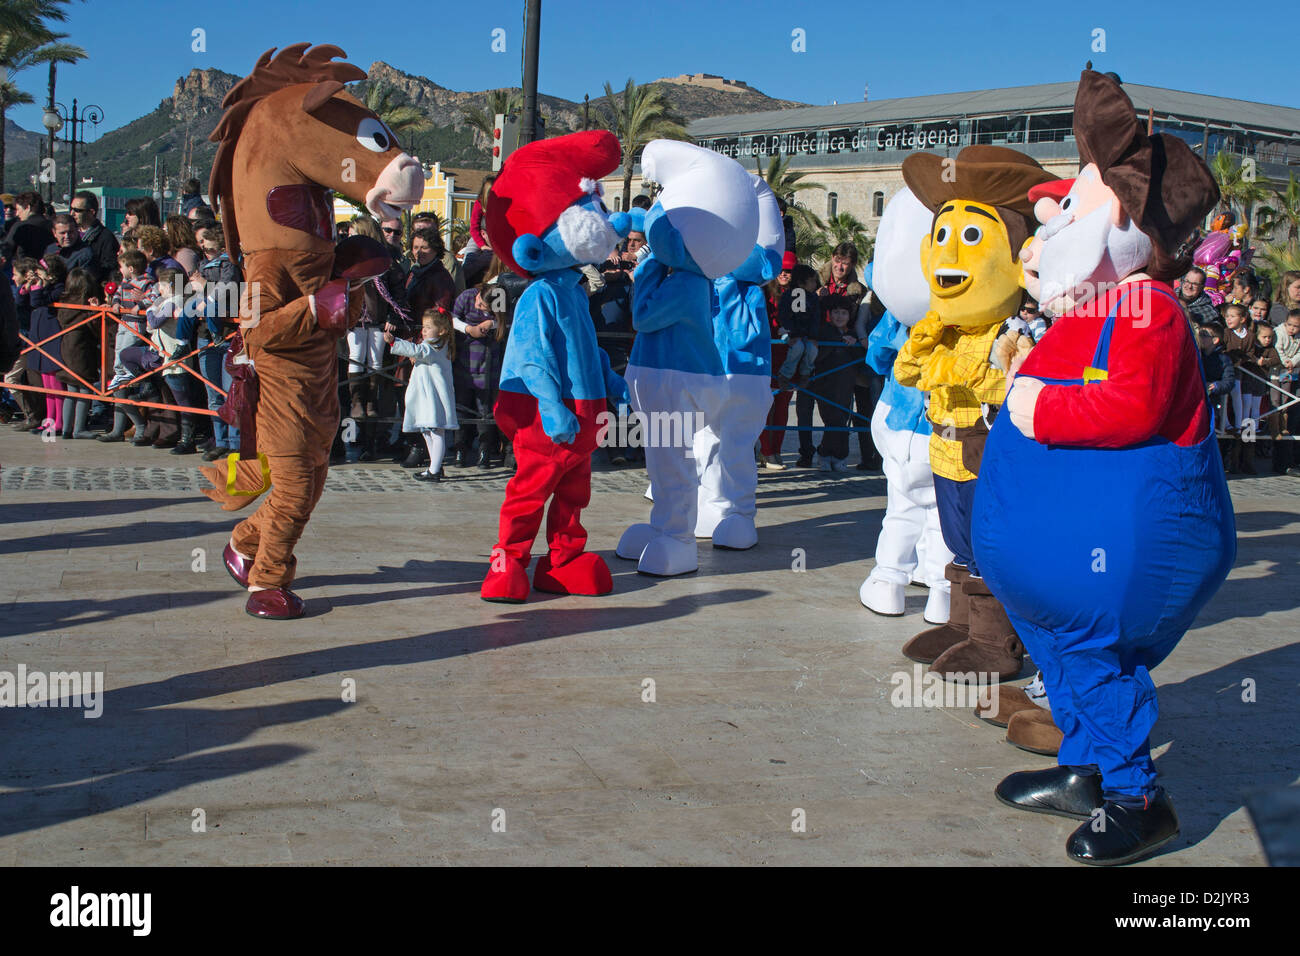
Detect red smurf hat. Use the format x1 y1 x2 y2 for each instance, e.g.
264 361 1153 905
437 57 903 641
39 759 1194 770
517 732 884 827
486 129 623 277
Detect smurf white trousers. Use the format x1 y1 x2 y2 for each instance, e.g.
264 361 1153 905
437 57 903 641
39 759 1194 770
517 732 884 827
868 400 952 588
695 374 773 536
626 365 728 545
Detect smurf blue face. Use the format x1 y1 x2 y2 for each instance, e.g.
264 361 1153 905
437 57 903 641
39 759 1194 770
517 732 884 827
731 244 781 284
512 191 631 274
643 202 703 274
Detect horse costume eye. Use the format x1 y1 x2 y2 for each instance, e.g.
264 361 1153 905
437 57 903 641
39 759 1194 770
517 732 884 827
356 117 395 153
961 224 983 245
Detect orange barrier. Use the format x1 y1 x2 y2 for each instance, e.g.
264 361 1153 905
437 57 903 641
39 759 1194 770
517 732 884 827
9 303 236 416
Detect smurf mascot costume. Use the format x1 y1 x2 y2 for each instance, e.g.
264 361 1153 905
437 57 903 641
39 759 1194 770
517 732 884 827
693 175 784 550
859 187 954 623
616 140 759 576
480 130 631 604
978 72 1233 865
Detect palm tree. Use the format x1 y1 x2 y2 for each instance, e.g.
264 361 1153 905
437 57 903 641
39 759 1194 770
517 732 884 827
600 78 689 211
1209 150 1271 235
794 218 831 267
461 89 523 149
1257 172 1300 249
363 82 432 143
756 153 825 234
826 211 873 264
0 1 86 192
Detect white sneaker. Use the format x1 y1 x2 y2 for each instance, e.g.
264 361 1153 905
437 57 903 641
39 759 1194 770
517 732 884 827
829 458 850 473
818 456 833 472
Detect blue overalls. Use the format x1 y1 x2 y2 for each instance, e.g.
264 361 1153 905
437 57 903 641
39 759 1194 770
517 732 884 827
973 286 1236 799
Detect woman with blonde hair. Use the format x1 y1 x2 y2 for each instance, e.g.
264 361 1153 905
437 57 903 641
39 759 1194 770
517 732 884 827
1269 270 1300 327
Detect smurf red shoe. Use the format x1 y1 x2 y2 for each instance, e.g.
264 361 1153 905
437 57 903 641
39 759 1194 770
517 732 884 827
481 553 531 603
533 552 613 596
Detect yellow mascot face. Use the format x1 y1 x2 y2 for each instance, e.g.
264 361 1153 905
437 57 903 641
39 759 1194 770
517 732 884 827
919 200 1024 328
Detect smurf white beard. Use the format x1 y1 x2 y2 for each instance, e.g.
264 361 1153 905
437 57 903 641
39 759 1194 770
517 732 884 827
555 202 619 265
1037 199 1153 309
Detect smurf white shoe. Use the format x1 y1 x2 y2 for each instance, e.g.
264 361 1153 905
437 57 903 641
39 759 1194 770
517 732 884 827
923 584 951 625
695 506 724 539
617 522 659 561
637 534 698 577
711 513 757 551
860 577 905 616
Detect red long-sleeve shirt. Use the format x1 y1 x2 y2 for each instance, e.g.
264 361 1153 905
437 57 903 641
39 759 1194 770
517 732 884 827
1021 280 1210 448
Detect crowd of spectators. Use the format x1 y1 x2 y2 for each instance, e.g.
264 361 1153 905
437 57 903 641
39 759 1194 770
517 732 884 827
3 178 1298 484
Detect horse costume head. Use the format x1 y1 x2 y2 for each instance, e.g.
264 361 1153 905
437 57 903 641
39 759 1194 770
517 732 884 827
209 43 425 256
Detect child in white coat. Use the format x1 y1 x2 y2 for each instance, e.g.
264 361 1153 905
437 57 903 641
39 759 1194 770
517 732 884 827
385 309 459 482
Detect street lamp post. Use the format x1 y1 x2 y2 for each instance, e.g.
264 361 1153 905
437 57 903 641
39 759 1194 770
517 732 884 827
44 99 104 207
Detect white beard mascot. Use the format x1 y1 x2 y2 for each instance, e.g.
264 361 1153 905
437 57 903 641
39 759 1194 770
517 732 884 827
616 140 759 576
977 71 1233 866
858 187 954 623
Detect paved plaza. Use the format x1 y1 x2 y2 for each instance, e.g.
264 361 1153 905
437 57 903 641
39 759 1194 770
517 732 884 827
0 428 1296 866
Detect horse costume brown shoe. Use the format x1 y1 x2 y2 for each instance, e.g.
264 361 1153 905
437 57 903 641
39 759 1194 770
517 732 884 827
199 44 422 618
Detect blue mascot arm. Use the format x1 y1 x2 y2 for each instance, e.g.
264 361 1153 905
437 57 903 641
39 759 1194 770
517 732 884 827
513 293 579 444
599 348 630 407
632 255 692 333
866 311 909 375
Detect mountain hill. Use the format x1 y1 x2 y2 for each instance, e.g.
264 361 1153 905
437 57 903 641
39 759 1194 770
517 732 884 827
2 61 809 194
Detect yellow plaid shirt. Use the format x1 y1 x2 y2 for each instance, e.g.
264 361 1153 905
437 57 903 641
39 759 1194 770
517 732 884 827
894 316 1006 482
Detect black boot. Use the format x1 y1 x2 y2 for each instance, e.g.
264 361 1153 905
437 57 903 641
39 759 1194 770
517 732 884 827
171 420 197 455
995 766 1104 821
400 443 427 468
1066 791 1180 866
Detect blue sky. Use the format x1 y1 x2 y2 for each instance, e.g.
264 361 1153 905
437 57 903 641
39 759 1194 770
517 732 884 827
11 0 1299 137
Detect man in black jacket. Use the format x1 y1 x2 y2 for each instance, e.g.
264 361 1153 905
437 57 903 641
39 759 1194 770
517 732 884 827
0 192 54 264
70 191 120 283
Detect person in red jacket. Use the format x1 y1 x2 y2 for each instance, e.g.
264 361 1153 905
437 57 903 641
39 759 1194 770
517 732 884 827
974 71 1234 867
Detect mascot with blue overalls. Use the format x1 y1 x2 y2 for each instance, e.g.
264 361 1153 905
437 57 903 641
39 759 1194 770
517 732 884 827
976 71 1234 866
693 175 784 550
616 140 759 577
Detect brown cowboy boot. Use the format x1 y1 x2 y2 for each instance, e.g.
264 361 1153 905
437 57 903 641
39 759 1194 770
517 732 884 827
1006 707 1063 756
347 375 365 421
929 575 1024 681
901 563 970 664
975 684 1040 727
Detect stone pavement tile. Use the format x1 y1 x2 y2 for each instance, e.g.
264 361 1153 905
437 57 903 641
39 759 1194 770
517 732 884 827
363 750 605 810
571 743 695 790
30 833 296 866
142 799 405 842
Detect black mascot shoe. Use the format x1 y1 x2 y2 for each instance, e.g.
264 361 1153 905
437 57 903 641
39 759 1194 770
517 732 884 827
995 765 1103 821
1066 792 1180 866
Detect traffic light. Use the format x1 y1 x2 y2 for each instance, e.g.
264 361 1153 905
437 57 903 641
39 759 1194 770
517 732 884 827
492 113 520 172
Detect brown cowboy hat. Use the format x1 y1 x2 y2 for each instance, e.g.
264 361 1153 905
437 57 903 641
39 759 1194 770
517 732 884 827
902 145 1057 220
1073 69 1219 264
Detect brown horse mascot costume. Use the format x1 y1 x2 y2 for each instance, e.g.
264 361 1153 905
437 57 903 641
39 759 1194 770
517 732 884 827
199 44 423 619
